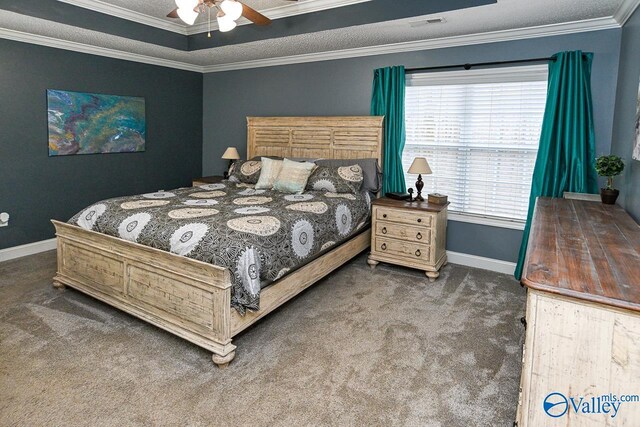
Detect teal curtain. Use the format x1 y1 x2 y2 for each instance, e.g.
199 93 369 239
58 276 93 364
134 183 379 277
514 51 598 280
371 66 407 194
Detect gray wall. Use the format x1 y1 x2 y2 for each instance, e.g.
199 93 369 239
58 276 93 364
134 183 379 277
611 8 640 222
0 39 203 249
203 29 622 262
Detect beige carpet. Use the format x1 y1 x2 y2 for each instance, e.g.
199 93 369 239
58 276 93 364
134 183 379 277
0 250 525 426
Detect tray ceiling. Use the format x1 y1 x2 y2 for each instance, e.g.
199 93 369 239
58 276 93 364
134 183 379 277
0 0 636 72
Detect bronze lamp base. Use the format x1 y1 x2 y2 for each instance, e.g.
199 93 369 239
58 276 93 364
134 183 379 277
414 174 424 201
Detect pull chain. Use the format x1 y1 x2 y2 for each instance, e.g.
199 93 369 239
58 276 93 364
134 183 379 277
208 6 211 38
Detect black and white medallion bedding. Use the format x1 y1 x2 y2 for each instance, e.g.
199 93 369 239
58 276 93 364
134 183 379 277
69 182 372 314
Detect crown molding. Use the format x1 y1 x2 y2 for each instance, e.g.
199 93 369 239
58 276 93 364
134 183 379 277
201 16 620 72
614 0 640 25
0 27 203 72
57 0 188 35
0 16 620 74
186 0 371 35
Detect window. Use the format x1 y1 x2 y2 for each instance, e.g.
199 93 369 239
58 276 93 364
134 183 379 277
404 65 547 226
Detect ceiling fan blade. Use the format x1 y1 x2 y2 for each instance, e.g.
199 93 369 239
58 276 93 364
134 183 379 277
240 3 272 26
167 8 179 18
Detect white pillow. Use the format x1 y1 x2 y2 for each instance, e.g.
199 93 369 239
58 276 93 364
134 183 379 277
273 159 317 194
255 157 283 189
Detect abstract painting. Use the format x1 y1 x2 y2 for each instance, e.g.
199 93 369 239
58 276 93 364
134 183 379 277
47 89 145 156
633 81 640 161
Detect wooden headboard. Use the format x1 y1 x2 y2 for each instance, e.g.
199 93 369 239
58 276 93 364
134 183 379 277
247 116 384 166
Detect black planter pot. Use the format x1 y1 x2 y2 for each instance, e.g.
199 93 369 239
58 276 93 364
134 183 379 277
600 188 619 205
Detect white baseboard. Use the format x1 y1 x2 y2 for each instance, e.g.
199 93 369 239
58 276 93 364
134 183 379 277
0 238 57 262
446 250 516 275
0 238 516 276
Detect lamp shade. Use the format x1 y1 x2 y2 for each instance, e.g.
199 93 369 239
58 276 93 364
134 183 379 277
222 146 241 160
408 157 432 174
217 13 237 32
220 0 243 21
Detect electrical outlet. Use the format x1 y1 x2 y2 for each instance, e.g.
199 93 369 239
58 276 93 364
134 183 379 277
0 212 9 227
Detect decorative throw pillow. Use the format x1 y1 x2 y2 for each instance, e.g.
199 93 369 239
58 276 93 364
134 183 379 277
273 159 317 194
228 160 261 184
255 157 284 189
315 158 380 193
306 164 364 193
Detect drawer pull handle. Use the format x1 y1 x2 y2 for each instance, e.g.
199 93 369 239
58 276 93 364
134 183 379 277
382 227 387 234
415 249 421 257
417 218 422 223
416 232 422 240
383 214 387 218
381 243 387 250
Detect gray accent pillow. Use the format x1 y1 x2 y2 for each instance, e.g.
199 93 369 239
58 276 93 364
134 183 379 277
315 158 381 193
306 164 363 193
228 159 261 184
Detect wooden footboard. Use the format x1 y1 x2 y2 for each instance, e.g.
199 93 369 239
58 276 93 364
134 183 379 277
52 220 371 366
52 220 237 364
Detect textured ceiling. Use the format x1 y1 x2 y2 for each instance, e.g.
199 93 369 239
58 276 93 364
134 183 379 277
100 0 300 24
0 0 630 71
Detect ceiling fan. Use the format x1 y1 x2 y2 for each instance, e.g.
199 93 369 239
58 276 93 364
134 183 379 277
167 0 297 34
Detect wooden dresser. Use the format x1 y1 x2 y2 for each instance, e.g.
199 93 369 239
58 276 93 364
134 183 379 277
517 198 640 426
367 198 448 281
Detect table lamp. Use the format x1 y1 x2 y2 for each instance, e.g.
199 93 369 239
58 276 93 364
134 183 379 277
222 146 240 178
408 157 432 201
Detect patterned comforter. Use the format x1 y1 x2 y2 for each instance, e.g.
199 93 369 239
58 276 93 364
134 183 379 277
69 181 372 314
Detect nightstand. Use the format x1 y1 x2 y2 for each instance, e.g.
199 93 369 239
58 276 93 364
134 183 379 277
367 198 448 281
193 175 225 186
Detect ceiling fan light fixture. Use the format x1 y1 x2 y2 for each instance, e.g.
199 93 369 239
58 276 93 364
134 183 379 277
175 0 198 10
220 0 243 21
217 13 237 32
177 7 199 25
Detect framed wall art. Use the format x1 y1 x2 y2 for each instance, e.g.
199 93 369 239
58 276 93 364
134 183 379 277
47 89 146 156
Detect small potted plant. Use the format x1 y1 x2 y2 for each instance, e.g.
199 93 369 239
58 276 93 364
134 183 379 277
595 155 624 204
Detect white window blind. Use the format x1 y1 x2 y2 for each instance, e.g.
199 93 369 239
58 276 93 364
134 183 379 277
404 65 548 223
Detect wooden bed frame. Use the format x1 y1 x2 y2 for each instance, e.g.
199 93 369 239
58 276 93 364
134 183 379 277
51 116 384 367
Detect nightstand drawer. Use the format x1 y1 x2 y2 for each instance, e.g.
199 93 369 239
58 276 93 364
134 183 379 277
375 221 431 244
375 207 432 227
373 236 431 261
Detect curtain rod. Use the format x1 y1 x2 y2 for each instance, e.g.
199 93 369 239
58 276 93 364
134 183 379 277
405 54 590 73
405 56 555 74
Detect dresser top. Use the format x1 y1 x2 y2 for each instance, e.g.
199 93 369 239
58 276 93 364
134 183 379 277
373 197 449 212
522 197 640 312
